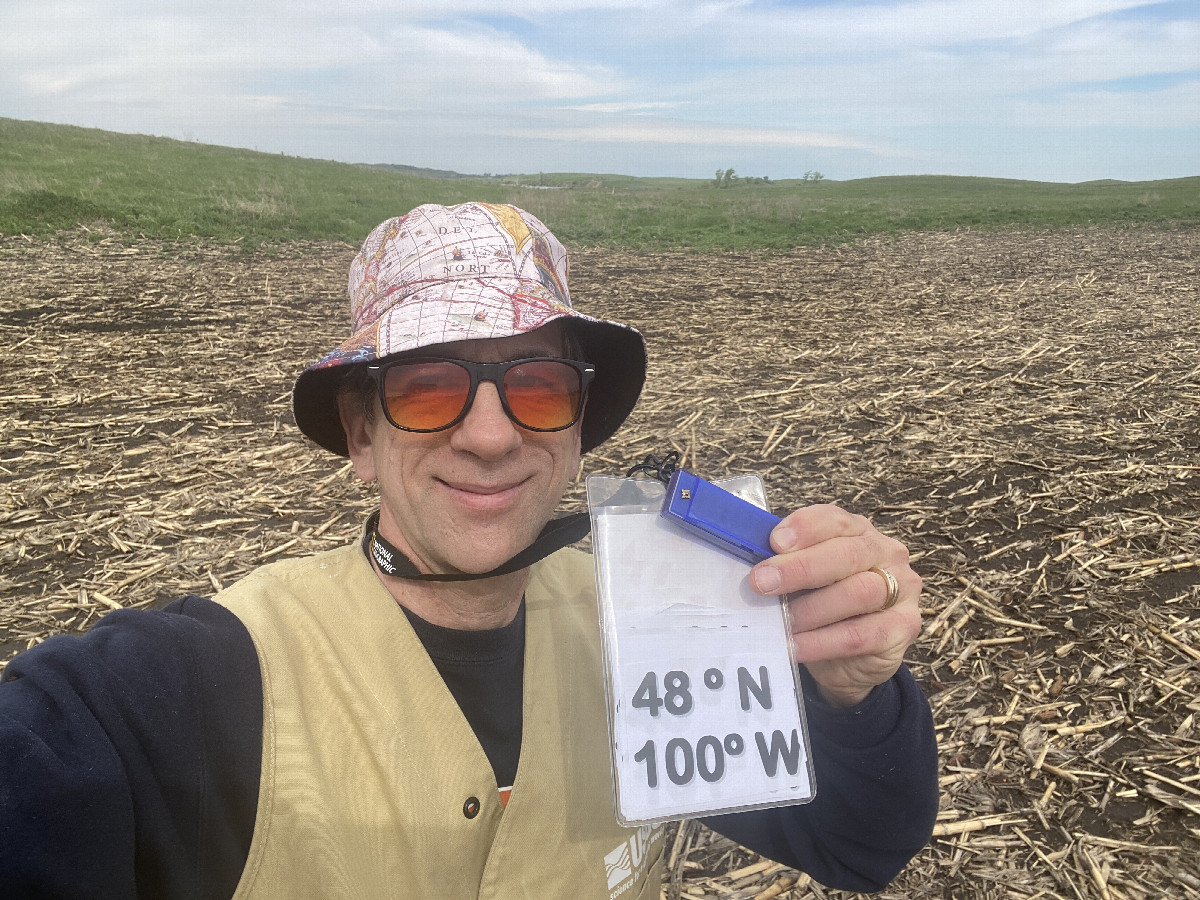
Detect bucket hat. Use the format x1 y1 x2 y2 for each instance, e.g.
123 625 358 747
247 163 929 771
293 202 646 456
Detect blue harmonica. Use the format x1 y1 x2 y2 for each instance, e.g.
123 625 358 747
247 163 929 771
660 469 781 563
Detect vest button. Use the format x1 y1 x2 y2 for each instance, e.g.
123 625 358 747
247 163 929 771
463 797 481 819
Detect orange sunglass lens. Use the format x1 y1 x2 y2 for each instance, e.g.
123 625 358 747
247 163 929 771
503 361 581 430
383 362 471 430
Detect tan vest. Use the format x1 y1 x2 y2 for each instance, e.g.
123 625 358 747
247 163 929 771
217 542 663 899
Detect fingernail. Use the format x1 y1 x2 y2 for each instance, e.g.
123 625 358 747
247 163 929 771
753 565 782 594
772 526 797 552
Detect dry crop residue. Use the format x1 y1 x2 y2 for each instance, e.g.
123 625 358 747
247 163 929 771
2 226 1198 898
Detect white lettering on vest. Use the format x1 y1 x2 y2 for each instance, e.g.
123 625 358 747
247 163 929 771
604 824 662 899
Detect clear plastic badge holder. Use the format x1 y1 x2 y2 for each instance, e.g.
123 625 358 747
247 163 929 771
587 473 815 825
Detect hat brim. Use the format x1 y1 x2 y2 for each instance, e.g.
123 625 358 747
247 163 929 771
292 313 645 457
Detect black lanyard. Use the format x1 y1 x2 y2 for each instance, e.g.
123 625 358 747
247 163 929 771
363 510 591 582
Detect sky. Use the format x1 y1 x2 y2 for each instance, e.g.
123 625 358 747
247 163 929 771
2 0 1198 183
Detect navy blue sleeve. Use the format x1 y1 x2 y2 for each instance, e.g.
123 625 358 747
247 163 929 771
703 664 939 893
0 596 262 900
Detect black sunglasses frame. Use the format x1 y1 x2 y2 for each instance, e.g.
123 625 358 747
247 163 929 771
367 356 596 434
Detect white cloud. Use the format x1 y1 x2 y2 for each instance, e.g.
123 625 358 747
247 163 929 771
372 25 619 100
567 101 684 114
608 0 1168 54
0 5 619 117
1009 79 1200 128
502 118 876 150
268 0 655 15
594 14 1200 130
0 0 1195 181
1032 18 1200 83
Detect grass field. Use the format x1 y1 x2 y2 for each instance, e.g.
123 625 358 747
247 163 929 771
2 117 1198 250
2 225 1197 897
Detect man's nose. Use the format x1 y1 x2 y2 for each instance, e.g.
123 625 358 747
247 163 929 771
449 381 522 459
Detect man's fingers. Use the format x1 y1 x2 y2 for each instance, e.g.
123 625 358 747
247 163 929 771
788 602 922 665
768 505 871 554
786 570 899 632
790 613 890 664
752 530 903 596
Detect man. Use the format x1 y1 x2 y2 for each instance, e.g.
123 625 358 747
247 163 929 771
1 203 937 898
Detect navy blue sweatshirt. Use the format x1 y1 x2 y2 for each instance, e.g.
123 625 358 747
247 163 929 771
1 596 938 898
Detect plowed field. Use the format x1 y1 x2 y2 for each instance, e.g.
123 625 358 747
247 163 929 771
2 226 1198 897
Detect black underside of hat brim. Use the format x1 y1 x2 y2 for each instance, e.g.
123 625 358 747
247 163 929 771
292 319 646 458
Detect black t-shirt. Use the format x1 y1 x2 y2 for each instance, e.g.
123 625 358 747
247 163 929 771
399 602 525 793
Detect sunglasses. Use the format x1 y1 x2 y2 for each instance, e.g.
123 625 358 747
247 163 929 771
367 357 595 433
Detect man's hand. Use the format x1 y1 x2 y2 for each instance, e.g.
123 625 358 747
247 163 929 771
748 505 922 708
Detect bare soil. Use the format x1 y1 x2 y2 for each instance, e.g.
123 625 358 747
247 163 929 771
2 225 1198 898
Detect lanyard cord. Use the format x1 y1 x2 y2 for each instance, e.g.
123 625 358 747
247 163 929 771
363 510 591 582
624 450 680 483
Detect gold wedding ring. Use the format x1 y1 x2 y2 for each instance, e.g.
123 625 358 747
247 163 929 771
869 566 900 610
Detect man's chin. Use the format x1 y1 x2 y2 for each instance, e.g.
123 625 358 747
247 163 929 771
431 530 540 578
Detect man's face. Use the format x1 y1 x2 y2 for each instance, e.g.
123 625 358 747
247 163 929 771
340 323 583 577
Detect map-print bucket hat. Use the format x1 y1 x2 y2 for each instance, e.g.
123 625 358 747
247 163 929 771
293 202 646 456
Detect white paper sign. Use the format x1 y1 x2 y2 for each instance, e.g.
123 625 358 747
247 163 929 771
588 475 814 825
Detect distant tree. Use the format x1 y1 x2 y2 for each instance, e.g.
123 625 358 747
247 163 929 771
811 171 824 184
714 169 771 187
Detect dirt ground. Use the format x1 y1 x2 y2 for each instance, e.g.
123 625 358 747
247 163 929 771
2 225 1198 898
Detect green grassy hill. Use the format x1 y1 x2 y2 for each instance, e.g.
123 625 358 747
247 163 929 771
1 118 1196 250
